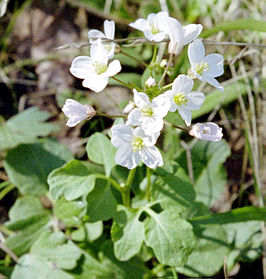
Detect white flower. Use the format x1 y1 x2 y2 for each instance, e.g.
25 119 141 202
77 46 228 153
126 89 170 135
88 20 115 58
70 39 121 92
189 122 223 142
129 11 170 42
188 39 224 92
122 101 135 114
145 76 156 87
166 17 203 55
62 99 95 127
111 124 163 169
165 74 205 126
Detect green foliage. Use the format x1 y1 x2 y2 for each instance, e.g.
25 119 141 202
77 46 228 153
86 132 116 177
48 159 96 201
4 139 73 196
0 107 59 150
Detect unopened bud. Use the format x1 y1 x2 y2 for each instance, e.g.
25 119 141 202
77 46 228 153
189 122 223 142
145 76 156 87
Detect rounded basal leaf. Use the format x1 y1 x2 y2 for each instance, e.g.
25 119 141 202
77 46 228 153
86 179 117 222
4 139 73 196
48 159 96 201
176 225 230 277
86 132 116 176
111 206 144 261
144 209 195 266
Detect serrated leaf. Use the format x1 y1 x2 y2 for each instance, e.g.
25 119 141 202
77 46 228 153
177 140 230 206
111 206 144 261
11 254 72 279
31 231 81 270
176 225 230 277
4 139 73 196
86 133 116 177
71 221 103 242
144 209 195 266
86 179 117 222
48 159 96 201
0 107 59 150
54 197 86 227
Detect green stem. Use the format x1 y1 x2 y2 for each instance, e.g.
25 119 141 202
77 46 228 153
96 113 127 118
0 184 15 200
164 121 190 132
162 83 173 91
111 76 134 89
94 174 121 192
120 49 149 68
158 53 173 87
145 167 152 201
151 44 158 65
171 267 178 279
122 168 136 207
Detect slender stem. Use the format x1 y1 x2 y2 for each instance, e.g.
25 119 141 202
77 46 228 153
171 267 178 279
120 49 149 68
94 174 121 192
0 184 15 200
145 167 152 201
96 113 127 118
164 121 190 132
0 241 18 263
162 83 173 91
111 76 134 89
151 44 157 65
158 53 173 87
122 168 136 207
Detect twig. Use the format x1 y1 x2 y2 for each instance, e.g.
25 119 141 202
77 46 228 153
159 53 173 86
0 241 18 263
180 140 196 184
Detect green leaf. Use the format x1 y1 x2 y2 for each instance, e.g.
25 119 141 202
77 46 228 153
48 159 96 201
99 241 148 279
190 206 266 225
176 225 230 277
11 254 72 279
177 140 230 206
86 179 117 222
4 139 73 196
31 231 81 270
113 47 139 67
4 196 51 256
192 81 247 119
109 73 142 88
201 18 266 38
154 162 196 213
144 209 195 266
86 132 116 177
111 206 144 261
0 107 59 150
54 197 86 227
71 221 103 242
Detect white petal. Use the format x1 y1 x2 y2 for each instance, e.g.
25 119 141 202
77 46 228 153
134 90 150 108
66 115 86 127
133 127 159 146
105 60 121 77
172 74 194 94
129 18 148 32
126 108 142 126
70 56 92 79
178 106 192 126
183 24 203 45
140 146 163 169
204 54 224 77
152 93 171 117
90 39 108 64
82 75 109 92
62 99 87 118
115 145 140 169
111 124 133 148
104 20 115 39
142 117 164 135
166 17 184 55
203 76 224 92
186 91 205 110
189 122 223 142
188 39 205 65
88 30 105 42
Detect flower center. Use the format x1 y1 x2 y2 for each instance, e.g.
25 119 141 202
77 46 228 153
150 23 160 35
202 126 211 134
195 62 209 75
93 62 108 75
141 106 154 117
173 93 188 106
132 137 144 152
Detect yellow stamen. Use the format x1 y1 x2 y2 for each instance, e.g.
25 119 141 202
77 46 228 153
141 106 154 117
132 137 144 152
93 62 108 75
173 93 188 106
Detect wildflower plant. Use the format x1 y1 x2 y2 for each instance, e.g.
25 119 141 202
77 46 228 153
4 10 265 279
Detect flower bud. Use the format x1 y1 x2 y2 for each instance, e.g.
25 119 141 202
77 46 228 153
122 101 135 114
189 122 223 142
145 76 156 87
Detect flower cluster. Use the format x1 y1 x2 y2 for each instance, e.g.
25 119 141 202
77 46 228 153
62 13 224 170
